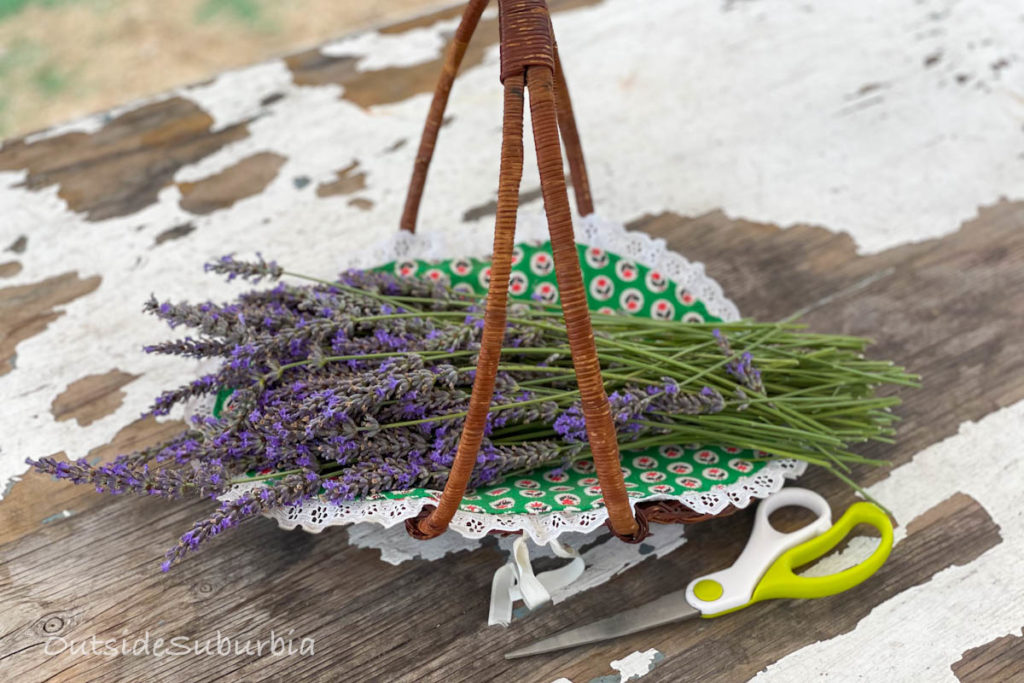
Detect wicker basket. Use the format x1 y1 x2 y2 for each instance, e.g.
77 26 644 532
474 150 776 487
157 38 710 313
393 0 743 544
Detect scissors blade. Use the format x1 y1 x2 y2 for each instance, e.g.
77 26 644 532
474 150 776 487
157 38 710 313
504 589 698 659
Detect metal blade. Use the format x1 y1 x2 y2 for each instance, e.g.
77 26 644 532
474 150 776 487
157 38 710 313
504 589 698 659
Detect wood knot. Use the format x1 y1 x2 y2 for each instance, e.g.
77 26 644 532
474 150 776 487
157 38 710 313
34 611 74 637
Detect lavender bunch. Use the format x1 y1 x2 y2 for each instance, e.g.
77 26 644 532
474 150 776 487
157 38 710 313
29 256 916 569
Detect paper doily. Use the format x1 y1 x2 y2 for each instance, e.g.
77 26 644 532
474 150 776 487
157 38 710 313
236 458 806 545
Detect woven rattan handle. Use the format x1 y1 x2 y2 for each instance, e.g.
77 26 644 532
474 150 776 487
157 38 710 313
407 0 642 541
398 0 593 235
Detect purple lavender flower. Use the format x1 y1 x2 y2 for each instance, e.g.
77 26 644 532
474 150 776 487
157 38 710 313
204 253 284 283
726 351 765 394
162 472 319 570
714 329 765 394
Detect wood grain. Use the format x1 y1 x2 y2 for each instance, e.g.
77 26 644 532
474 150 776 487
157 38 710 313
6 235 27 253
0 99 250 221
0 261 22 278
348 198 375 211
1 2 1021 675
178 152 286 216
153 223 197 246
315 161 367 198
0 0 601 223
631 201 1024 491
517 492 1001 683
0 417 185 547
0 272 102 377
50 369 139 427
952 629 1024 682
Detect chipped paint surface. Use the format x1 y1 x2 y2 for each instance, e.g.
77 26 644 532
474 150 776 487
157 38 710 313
757 400 1024 681
610 649 665 681
0 2 1021 678
180 61 296 133
319 13 475 71
50 369 139 427
40 509 74 524
347 518 685 608
347 521 483 565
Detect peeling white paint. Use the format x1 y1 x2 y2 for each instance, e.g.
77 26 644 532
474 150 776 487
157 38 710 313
548 526 687 605
23 117 109 144
610 648 664 681
348 521 483 565
320 20 455 71
796 535 881 578
318 7 503 73
756 400 1024 682
179 60 297 133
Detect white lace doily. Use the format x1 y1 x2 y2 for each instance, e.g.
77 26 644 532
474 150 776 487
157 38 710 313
238 459 807 545
215 213 803 543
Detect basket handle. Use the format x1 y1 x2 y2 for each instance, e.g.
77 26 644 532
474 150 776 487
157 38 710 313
407 0 641 542
398 0 594 235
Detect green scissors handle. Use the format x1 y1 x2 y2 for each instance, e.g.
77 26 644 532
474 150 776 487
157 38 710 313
690 491 894 618
747 501 893 606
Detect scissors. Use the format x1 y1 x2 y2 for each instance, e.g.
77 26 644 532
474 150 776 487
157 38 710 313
505 487 893 659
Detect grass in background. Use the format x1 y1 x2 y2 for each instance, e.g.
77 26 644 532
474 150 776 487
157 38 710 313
195 0 274 31
0 39 72 134
0 0 89 22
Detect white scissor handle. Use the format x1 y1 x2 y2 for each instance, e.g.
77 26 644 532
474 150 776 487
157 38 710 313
685 487 832 615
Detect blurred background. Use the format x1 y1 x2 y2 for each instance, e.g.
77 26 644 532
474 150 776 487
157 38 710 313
0 0 448 138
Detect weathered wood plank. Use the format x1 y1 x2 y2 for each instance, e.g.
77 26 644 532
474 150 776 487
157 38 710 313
0 261 22 278
0 488 1000 683
50 369 139 427
284 0 602 109
178 152 286 215
0 417 184 547
315 161 367 198
527 492 1001 683
0 272 102 377
953 629 1024 683
153 222 197 246
1 1 1022 679
0 98 251 221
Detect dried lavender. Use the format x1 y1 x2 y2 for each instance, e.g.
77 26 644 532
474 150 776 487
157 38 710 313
204 253 283 283
714 327 765 394
161 471 319 570
29 256 917 569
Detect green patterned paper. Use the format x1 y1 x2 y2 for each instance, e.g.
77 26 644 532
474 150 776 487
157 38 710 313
360 239 772 516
